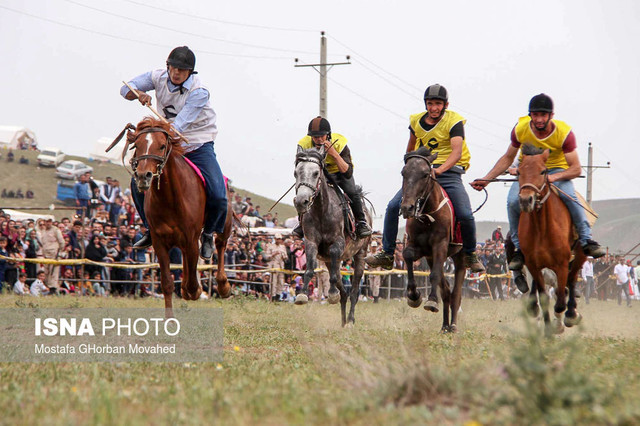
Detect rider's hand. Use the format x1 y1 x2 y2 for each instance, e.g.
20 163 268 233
137 91 152 106
470 179 489 191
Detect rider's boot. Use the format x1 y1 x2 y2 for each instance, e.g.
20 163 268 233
292 224 304 238
509 250 525 271
200 232 215 259
134 231 152 249
582 239 606 258
464 251 485 273
356 221 372 238
365 251 394 270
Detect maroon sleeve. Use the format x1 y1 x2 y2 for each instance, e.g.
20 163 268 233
510 126 521 149
562 131 577 153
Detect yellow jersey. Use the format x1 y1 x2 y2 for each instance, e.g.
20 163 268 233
410 110 471 170
297 133 349 174
514 116 571 169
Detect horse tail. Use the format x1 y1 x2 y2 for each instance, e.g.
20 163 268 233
358 186 377 217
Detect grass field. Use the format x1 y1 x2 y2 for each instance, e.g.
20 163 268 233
1 295 640 425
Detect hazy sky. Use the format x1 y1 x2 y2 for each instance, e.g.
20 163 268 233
2 0 639 229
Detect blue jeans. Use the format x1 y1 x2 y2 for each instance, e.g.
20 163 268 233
131 142 228 234
382 169 477 255
507 168 591 250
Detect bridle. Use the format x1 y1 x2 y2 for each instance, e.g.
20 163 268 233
129 127 174 189
518 168 551 210
294 154 324 213
403 152 449 222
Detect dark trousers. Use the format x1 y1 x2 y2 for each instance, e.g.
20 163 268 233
330 173 366 223
489 277 504 300
617 284 631 306
131 142 228 234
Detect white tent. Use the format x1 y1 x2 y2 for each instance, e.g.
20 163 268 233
2 208 54 222
0 126 37 150
90 136 132 164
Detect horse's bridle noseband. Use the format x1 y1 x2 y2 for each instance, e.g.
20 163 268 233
518 169 551 210
129 127 174 189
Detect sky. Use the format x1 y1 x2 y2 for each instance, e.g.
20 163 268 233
1 0 639 230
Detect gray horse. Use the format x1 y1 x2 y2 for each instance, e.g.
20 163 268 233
293 146 372 327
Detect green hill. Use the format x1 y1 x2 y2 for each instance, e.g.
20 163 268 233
0 148 297 221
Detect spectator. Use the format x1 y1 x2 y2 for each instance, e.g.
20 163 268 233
59 268 76 294
265 234 287 301
74 172 92 218
13 272 28 295
92 271 106 297
0 236 8 291
38 218 65 290
581 256 595 304
84 234 107 278
30 270 50 296
614 257 631 307
491 226 504 243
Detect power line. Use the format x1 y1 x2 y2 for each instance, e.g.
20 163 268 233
0 5 293 60
63 0 317 55
121 0 318 33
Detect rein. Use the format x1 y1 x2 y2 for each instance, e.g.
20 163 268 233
112 125 174 190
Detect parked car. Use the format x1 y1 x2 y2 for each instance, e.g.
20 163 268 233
56 160 94 180
37 147 66 167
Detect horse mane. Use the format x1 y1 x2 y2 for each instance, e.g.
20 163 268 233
295 146 324 166
521 143 545 156
130 117 185 155
403 146 433 164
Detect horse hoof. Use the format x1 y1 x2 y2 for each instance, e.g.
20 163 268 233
327 292 340 305
217 283 232 299
407 296 422 308
424 300 439 313
294 294 309 305
527 303 539 318
564 312 582 327
554 319 564 334
344 322 354 329
449 324 458 333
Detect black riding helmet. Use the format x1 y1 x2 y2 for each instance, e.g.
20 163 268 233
423 84 448 106
166 46 197 73
528 93 554 113
307 116 331 138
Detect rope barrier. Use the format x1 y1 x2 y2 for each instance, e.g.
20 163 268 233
0 254 514 279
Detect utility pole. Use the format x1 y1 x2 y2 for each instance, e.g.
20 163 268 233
294 31 350 118
584 142 610 204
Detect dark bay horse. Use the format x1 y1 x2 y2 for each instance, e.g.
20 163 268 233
399 147 466 333
114 117 233 316
293 146 371 327
518 144 586 335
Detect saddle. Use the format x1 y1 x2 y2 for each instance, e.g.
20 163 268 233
440 187 463 245
183 157 230 190
324 171 357 240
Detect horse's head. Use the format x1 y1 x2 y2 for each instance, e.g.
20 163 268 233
129 117 182 191
400 147 438 219
517 144 550 213
293 145 325 214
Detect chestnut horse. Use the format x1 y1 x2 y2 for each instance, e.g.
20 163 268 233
112 118 233 316
517 144 586 335
400 147 466 333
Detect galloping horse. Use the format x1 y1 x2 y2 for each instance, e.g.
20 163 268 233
113 117 233 316
293 146 371 327
518 144 586 335
399 147 466 333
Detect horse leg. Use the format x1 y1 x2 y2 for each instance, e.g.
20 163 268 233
295 242 317 305
327 244 343 306
448 252 465 333
181 243 202 301
425 244 447 313
155 244 174 318
564 255 584 327
403 245 422 308
553 266 569 333
214 232 230 298
346 248 366 325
